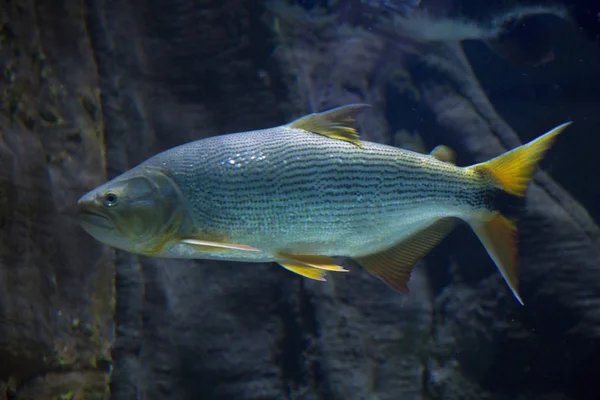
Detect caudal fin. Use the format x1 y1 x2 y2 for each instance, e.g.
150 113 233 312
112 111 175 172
466 122 572 305
472 122 572 197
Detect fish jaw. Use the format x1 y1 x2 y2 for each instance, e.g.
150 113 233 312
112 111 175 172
76 194 128 250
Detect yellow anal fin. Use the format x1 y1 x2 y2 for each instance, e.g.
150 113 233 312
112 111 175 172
286 104 371 147
430 145 456 164
276 253 349 272
469 122 572 197
470 213 523 305
353 218 457 293
179 238 260 252
278 262 327 281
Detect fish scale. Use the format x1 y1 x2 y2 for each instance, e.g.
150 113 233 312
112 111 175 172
144 126 486 257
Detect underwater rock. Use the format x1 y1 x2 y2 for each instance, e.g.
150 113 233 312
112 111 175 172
2 0 596 399
90 0 600 399
0 0 113 399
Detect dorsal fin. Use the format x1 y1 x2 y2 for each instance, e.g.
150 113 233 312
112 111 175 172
430 145 456 164
286 104 371 147
353 218 457 293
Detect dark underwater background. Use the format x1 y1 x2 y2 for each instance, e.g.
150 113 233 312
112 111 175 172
1 0 600 399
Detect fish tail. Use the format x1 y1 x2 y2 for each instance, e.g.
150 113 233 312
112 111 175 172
465 122 572 305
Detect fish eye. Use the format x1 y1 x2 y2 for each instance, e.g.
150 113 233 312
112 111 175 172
104 192 118 207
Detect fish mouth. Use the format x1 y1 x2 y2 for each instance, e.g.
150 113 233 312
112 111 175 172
77 206 115 230
79 208 108 220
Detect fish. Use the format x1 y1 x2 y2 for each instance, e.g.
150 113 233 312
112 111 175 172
77 104 571 305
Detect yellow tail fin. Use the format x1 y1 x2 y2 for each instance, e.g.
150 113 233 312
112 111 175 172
471 122 572 197
467 122 572 305
470 213 522 304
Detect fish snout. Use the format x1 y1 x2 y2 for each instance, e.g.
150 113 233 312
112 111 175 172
76 193 93 215
76 193 107 222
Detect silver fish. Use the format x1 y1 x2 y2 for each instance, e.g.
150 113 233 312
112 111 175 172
77 104 571 304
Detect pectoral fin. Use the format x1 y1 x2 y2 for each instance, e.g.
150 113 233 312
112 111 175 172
179 237 260 252
286 104 371 147
353 218 457 293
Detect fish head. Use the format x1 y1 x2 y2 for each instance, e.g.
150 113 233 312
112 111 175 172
77 166 187 255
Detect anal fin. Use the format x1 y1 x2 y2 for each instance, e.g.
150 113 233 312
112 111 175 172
469 213 523 305
353 218 457 293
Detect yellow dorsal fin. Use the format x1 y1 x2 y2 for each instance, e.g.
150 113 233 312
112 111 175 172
276 253 349 272
469 122 572 197
278 262 328 281
353 218 457 293
469 213 522 304
430 145 456 164
286 104 371 147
